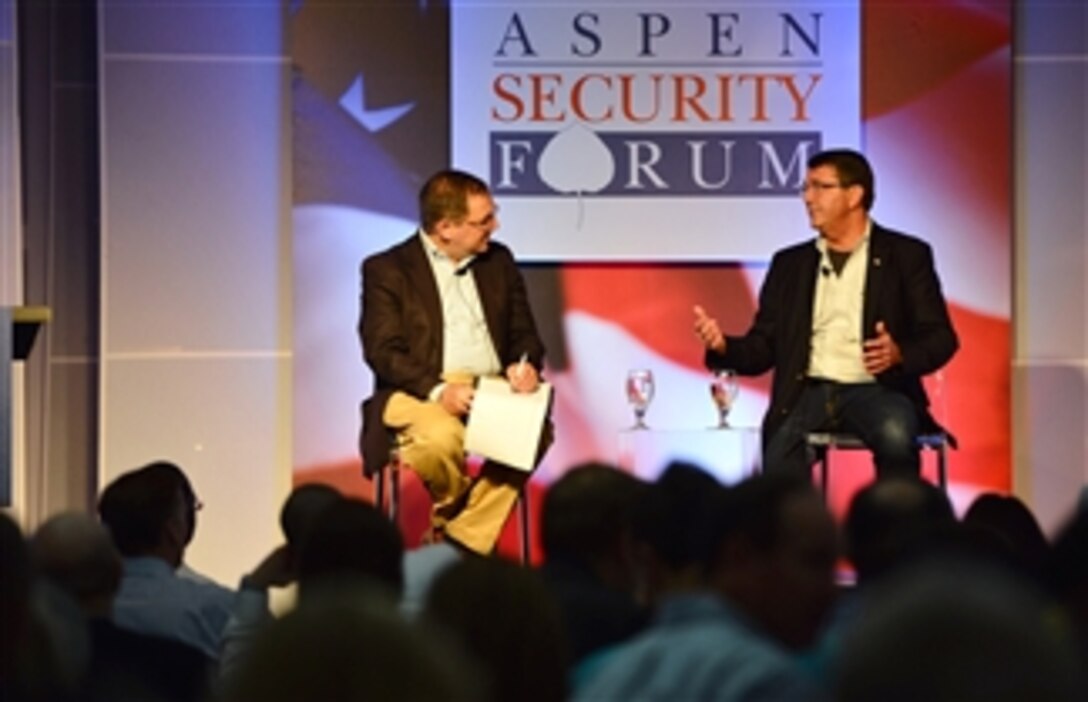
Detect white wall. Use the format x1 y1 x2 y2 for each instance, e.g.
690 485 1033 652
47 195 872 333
1013 2 1088 534
98 0 292 584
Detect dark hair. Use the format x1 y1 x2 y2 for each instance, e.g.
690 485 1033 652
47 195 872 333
963 493 1049 579
632 462 725 571
296 498 404 598
808 148 875 211
425 558 568 702
419 169 490 232
225 583 482 702
714 472 819 557
1043 506 1088 604
844 477 956 582
542 462 647 566
98 461 195 556
280 484 341 546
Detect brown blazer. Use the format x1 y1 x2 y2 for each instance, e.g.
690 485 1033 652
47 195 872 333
358 233 546 474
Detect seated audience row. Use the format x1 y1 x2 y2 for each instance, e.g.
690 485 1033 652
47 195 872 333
2 458 1086 702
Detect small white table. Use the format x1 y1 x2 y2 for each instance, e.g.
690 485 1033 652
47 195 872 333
617 426 761 485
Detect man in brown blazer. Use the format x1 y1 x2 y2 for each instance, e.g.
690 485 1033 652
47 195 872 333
694 149 958 477
359 170 547 554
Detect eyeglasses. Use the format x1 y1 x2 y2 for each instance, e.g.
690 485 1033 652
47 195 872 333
800 181 846 193
463 208 498 229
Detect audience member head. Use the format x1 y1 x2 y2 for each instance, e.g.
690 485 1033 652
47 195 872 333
2 512 81 702
224 581 481 702
30 512 123 618
424 557 567 702
97 461 200 567
836 559 1083 702
844 476 956 583
962 491 1049 580
296 497 404 600
279 482 341 570
542 462 648 588
712 472 837 650
631 461 725 602
1 512 32 694
1045 505 1088 660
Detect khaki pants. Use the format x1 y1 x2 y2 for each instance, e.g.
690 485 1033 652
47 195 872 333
383 391 527 554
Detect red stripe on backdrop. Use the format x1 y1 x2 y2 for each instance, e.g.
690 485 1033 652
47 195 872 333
562 264 758 373
938 305 1011 492
863 0 1010 119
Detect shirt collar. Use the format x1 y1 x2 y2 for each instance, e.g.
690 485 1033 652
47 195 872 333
815 218 872 257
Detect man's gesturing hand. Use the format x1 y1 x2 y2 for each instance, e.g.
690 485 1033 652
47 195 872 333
862 321 903 375
694 305 726 354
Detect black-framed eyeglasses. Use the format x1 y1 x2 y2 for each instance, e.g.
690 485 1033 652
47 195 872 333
463 208 498 229
800 181 846 193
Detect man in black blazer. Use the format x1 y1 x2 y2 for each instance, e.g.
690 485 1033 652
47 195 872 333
359 170 547 554
694 149 958 477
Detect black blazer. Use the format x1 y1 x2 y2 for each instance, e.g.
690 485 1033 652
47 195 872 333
358 233 545 474
707 223 959 448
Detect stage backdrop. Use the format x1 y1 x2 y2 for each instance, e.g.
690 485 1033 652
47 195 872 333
291 0 1011 558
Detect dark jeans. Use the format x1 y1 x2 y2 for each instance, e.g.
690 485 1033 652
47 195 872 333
764 380 921 478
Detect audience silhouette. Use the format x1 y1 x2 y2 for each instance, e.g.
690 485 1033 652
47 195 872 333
963 491 1050 581
97 461 235 659
31 512 211 701
574 467 833 701
5 454 1085 702
425 556 568 702
539 462 649 664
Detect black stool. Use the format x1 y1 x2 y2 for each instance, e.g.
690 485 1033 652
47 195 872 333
805 431 952 498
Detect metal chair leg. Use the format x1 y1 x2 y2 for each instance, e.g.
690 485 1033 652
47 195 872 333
819 448 830 499
389 462 401 524
518 488 531 565
374 466 386 515
938 441 948 491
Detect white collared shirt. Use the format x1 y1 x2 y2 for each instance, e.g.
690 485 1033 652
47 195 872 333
419 231 501 379
808 223 875 383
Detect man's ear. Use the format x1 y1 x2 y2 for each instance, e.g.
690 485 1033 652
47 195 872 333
433 218 454 243
846 183 865 209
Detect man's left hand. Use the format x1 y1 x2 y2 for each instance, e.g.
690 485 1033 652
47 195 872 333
863 321 903 375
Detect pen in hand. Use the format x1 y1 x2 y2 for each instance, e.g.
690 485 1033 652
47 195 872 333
510 352 538 393
516 352 528 382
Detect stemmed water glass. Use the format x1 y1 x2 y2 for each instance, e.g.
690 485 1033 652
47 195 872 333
625 369 655 430
709 369 740 428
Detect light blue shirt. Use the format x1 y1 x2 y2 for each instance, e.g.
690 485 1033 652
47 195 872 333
112 556 236 659
574 592 826 702
419 230 500 378
400 543 462 619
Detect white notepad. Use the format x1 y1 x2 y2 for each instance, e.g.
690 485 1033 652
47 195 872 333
464 376 552 471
